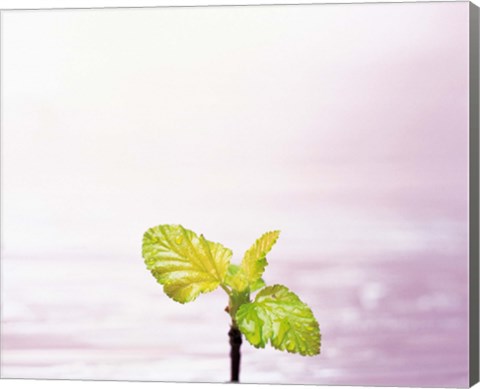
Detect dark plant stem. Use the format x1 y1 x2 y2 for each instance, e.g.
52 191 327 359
228 325 242 382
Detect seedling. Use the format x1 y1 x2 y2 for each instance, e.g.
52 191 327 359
142 224 321 382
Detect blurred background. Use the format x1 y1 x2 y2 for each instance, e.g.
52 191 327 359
0 2 470 386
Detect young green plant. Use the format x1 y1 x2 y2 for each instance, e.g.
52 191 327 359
142 224 321 382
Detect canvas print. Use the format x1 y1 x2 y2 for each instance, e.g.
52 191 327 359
0 1 478 387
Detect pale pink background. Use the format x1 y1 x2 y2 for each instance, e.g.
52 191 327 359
0 2 471 386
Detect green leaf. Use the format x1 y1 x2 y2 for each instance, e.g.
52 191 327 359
224 231 279 293
142 224 232 303
224 264 249 292
240 230 280 284
236 284 320 356
249 277 266 293
224 264 266 293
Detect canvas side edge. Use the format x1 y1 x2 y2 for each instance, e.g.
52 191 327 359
0 9 4 380
470 2 480 388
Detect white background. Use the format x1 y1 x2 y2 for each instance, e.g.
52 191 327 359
0 1 478 389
